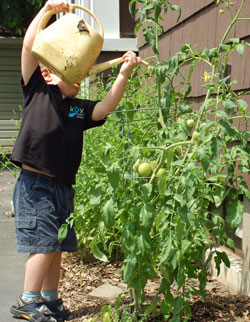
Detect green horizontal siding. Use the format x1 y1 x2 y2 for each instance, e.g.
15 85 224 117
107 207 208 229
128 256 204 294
0 120 18 130
0 76 21 85
0 92 22 99
0 112 20 120
0 38 22 153
0 84 22 93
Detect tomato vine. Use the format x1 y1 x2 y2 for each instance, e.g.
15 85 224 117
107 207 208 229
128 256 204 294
59 1 250 321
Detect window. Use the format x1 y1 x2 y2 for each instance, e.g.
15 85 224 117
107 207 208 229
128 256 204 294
70 0 137 51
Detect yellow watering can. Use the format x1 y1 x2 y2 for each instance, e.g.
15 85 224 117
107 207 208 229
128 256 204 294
32 4 148 84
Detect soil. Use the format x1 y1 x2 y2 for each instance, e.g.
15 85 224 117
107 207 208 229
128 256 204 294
59 253 250 322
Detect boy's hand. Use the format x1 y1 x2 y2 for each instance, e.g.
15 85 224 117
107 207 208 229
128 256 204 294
119 51 142 79
44 0 70 14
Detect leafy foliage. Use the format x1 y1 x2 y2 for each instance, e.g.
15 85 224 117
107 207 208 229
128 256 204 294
0 0 46 36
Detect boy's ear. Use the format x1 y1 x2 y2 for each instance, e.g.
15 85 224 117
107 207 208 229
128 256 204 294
41 68 53 83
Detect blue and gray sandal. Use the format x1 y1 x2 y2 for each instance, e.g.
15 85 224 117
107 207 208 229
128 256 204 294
10 297 58 322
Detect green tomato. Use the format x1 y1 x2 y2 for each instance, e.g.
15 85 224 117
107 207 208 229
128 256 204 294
138 162 152 177
156 168 166 177
132 159 141 172
186 119 195 128
192 131 200 141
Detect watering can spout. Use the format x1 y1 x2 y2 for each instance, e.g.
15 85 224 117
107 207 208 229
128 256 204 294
88 57 148 78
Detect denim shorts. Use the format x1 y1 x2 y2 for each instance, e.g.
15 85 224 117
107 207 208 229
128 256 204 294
13 169 77 253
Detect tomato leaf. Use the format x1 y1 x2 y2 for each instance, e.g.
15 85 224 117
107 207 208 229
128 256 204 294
208 47 218 61
122 223 136 253
89 186 103 205
143 26 158 55
121 254 137 283
107 162 120 191
160 233 172 264
156 64 168 83
91 236 109 262
141 183 152 199
236 43 245 56
140 204 155 231
214 251 230 276
58 224 68 243
211 137 222 159
197 147 211 171
158 175 167 196
219 120 239 139
171 5 182 22
102 198 116 230
226 199 243 231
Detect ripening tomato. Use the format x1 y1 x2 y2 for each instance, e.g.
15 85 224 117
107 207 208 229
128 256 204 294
186 119 195 128
192 131 200 141
138 162 152 177
156 168 166 177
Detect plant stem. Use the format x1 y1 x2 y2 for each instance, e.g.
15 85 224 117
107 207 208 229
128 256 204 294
220 0 246 44
237 17 250 21
226 115 250 120
149 140 193 184
140 140 192 152
154 26 167 130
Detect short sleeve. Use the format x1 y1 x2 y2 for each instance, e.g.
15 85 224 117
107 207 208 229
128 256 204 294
21 66 46 98
79 99 107 131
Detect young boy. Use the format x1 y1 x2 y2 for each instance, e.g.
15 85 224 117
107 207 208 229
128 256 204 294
10 1 142 321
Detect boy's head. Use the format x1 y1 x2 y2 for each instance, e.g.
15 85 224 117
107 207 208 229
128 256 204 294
40 65 81 98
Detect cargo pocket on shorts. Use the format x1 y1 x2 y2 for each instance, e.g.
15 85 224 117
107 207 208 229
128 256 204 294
16 216 38 245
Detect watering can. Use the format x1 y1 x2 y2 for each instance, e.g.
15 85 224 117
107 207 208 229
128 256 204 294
32 4 148 84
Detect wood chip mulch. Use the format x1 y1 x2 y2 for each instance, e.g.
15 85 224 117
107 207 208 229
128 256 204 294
59 253 250 321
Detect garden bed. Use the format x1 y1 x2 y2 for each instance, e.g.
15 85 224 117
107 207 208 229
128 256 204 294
59 253 250 321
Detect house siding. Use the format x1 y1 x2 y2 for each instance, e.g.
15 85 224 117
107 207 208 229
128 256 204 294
137 2 250 97
0 38 22 153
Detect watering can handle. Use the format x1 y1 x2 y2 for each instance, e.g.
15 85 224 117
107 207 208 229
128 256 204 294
37 4 104 38
69 4 104 37
88 57 149 77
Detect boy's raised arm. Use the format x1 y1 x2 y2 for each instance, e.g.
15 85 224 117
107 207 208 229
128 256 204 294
92 51 142 121
21 0 69 85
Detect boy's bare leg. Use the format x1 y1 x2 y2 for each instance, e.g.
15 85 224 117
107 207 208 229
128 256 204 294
24 252 58 292
42 252 62 291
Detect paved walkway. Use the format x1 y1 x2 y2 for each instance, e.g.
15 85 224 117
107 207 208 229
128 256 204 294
0 168 26 321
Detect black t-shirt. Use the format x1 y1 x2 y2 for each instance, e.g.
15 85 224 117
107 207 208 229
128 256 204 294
10 67 106 184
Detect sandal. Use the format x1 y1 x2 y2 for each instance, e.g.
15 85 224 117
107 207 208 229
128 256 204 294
44 298 73 321
10 296 58 322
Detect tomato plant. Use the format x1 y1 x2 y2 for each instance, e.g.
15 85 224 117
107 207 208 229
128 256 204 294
60 0 250 321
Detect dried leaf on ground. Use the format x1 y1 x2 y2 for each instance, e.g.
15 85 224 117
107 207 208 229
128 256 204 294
59 253 250 322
